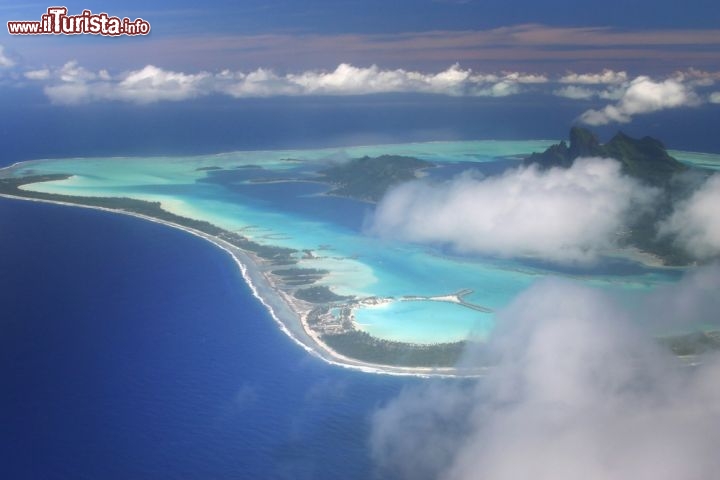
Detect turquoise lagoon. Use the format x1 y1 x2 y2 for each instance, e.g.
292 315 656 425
7 140 717 345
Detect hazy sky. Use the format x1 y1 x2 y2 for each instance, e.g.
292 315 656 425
2 0 720 72
0 0 718 134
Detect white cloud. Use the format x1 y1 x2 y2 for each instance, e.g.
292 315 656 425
635 263 720 332
371 270 720 480
658 174 720 260
42 62 212 105
223 66 545 98
24 69 50 80
710 92 720 103
559 69 628 84
18 61 720 113
110 65 212 103
579 76 702 125
288 63 468 96
471 79 520 97
671 68 720 87
553 85 597 99
56 60 98 83
0 46 15 68
43 83 103 105
28 61 552 104
597 86 626 100
499 72 548 84
220 68 303 97
368 158 658 264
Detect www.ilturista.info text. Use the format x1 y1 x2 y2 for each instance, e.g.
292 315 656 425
8 7 150 36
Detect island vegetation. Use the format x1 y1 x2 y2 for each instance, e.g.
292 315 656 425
319 155 433 202
660 330 720 356
294 285 353 303
322 331 466 367
271 267 330 286
524 126 687 185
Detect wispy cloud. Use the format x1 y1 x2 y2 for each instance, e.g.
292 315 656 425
371 268 720 480
0 45 15 68
553 84 624 100
23 68 50 80
559 69 628 85
578 76 702 125
659 173 720 260
368 158 658 264
553 70 629 101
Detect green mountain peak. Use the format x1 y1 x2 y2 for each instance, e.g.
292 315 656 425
525 127 686 185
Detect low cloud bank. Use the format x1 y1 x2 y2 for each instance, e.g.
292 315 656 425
371 268 720 480
10 57 719 122
0 39 718 121
368 158 658 264
33 62 548 105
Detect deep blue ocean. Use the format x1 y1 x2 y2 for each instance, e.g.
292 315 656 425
2 93 719 479
0 198 418 479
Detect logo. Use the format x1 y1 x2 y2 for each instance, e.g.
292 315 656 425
8 7 151 36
